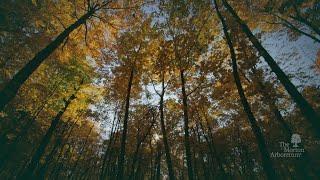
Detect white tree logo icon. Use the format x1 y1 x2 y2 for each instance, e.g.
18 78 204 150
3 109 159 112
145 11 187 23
291 134 301 148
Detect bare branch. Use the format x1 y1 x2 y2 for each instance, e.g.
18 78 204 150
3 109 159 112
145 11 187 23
186 83 201 97
148 74 161 96
239 70 252 83
53 15 67 29
164 74 174 90
271 13 320 43
187 81 210 97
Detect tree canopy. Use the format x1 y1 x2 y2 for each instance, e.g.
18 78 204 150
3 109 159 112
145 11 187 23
0 0 319 179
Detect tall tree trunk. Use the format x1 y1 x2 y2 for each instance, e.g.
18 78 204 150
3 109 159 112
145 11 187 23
194 126 209 179
155 145 162 180
19 93 77 178
273 14 320 43
117 68 134 180
100 108 119 180
159 72 175 180
69 125 94 179
0 79 61 168
241 65 293 137
287 0 320 37
180 69 194 180
0 10 94 111
291 15 320 37
129 111 155 179
257 81 293 136
191 128 200 179
196 110 226 178
213 0 277 179
35 118 72 179
220 0 320 133
48 112 84 178
105 123 121 178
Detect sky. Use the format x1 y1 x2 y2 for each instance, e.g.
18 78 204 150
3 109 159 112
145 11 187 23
261 29 320 89
92 24 320 139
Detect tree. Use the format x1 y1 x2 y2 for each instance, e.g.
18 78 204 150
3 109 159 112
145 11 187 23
0 0 120 111
0 0 319 179
149 39 176 180
19 81 82 179
220 0 320 135
114 19 154 179
213 0 277 178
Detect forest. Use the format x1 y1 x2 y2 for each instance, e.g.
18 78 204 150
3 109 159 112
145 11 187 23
0 0 320 179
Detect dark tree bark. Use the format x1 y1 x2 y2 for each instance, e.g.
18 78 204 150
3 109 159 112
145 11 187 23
47 112 84 178
287 0 320 37
240 62 293 137
129 109 156 179
155 145 162 180
290 15 320 37
272 14 320 43
0 10 94 111
220 0 320 134
0 79 61 168
19 92 77 178
257 80 293 136
191 128 200 179
180 69 194 180
69 125 94 179
105 123 121 178
157 71 175 180
194 126 209 179
117 67 134 180
35 118 72 179
213 0 277 179
100 108 119 180
196 110 226 178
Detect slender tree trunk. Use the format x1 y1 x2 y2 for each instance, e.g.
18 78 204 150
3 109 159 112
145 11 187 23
129 112 155 179
257 81 293 136
180 69 194 180
117 68 134 180
194 126 209 179
105 123 120 178
241 66 293 137
158 72 175 180
100 108 118 180
35 118 71 178
191 129 199 179
37 136 63 179
220 0 320 133
196 110 226 178
0 10 94 111
69 125 94 179
48 112 83 178
274 14 320 43
288 2 320 37
0 113 27 148
0 79 61 171
19 93 77 178
213 0 277 179
135 154 143 179
155 145 162 180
